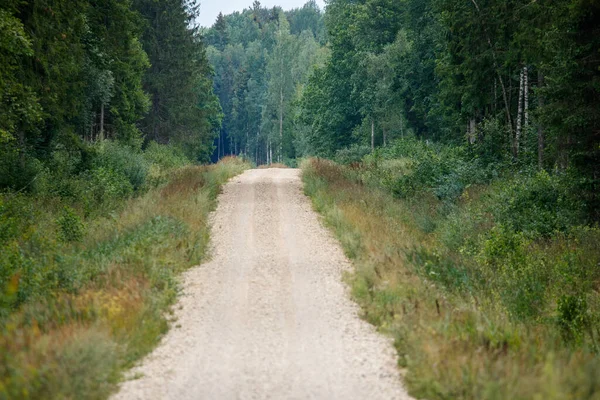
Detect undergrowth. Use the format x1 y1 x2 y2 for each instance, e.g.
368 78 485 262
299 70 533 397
302 142 600 399
0 153 249 400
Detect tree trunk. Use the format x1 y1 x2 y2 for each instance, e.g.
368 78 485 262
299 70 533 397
246 129 249 157
467 119 477 145
515 67 525 158
99 103 105 141
371 119 375 151
383 128 387 147
279 86 284 163
523 66 529 130
269 140 273 165
256 129 259 164
493 79 497 114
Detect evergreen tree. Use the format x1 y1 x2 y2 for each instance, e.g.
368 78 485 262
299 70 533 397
134 0 220 161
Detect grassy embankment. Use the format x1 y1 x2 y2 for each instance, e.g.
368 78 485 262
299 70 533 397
302 140 600 399
0 145 248 399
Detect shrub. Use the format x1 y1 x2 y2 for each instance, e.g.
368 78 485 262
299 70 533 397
557 294 589 344
93 141 149 191
380 139 490 201
56 207 85 242
472 118 511 166
85 167 133 206
335 143 372 165
143 141 189 170
490 170 585 238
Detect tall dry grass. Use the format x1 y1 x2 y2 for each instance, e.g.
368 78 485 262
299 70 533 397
302 158 600 400
0 157 249 399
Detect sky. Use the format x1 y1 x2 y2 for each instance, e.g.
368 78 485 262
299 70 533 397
197 0 326 28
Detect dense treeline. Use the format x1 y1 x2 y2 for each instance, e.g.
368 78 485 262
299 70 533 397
210 0 599 212
0 0 220 192
301 0 599 211
205 0 327 164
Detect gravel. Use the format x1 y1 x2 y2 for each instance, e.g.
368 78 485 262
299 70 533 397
112 168 412 400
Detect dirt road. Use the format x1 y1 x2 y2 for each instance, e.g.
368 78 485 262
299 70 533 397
113 168 411 400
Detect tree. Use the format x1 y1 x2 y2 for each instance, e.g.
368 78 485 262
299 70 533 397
134 0 219 160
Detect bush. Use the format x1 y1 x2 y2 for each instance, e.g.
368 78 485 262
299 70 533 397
472 118 511 166
490 170 585 238
56 207 85 242
557 294 589 344
93 141 149 191
143 141 189 170
85 167 133 208
335 143 372 165
380 139 491 201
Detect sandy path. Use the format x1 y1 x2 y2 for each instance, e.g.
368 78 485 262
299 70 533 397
113 168 412 400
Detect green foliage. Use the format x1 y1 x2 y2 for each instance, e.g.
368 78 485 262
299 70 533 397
134 0 220 161
369 138 491 202
490 170 585 238
557 294 589 344
0 0 220 193
293 0 600 213
56 207 86 243
85 166 134 207
206 3 326 164
143 141 189 170
93 141 148 191
334 144 372 165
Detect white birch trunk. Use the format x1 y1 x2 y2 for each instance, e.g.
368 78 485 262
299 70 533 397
468 119 477 144
371 119 375 151
538 71 545 169
524 66 529 129
279 39 284 164
515 67 525 157
269 140 272 165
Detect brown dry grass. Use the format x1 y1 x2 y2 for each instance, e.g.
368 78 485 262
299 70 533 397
302 158 600 400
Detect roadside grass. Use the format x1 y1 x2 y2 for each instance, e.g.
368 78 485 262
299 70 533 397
302 158 600 400
0 157 249 400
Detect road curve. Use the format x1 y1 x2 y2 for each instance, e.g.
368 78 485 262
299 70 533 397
113 168 412 400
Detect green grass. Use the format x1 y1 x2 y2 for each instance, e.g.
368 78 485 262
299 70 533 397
302 158 600 400
0 156 249 400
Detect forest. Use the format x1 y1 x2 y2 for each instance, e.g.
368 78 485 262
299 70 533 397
1 0 599 398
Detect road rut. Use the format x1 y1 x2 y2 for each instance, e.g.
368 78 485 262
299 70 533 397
113 168 411 400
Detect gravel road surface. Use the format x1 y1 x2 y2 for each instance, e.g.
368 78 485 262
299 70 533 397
113 168 412 400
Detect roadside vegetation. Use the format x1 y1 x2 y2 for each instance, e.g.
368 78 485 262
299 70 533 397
0 144 248 399
302 140 600 399
1 1 238 397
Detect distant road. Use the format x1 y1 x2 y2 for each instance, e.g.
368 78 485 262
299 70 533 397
113 168 411 399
